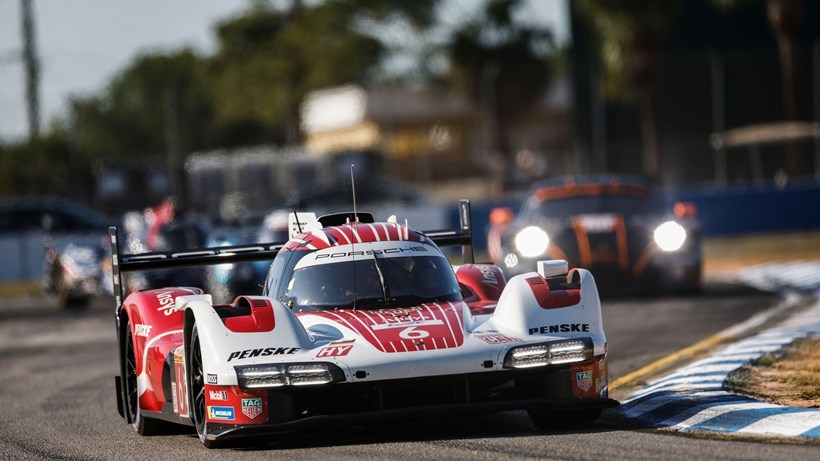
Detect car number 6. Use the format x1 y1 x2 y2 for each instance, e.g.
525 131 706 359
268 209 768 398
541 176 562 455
399 326 429 339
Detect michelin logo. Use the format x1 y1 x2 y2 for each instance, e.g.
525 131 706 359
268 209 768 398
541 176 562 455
208 406 235 421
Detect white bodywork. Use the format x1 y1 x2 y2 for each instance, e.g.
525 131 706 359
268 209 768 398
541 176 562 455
175 265 606 386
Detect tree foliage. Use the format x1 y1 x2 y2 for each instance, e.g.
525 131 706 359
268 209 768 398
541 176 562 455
576 0 682 100
70 49 213 164
0 128 94 199
444 0 555 172
207 0 436 145
52 0 439 168
576 0 683 179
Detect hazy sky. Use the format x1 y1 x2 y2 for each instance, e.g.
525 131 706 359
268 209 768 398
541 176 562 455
0 0 569 142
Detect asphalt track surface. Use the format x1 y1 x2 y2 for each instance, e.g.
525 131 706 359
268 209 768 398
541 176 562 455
0 284 817 460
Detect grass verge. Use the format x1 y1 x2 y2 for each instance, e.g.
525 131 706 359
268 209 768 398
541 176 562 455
725 336 820 408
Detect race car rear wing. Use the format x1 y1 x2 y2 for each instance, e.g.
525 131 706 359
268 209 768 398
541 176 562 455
109 199 474 308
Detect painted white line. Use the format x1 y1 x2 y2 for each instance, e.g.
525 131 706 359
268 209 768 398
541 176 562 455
737 411 820 436
621 390 725 416
672 402 779 430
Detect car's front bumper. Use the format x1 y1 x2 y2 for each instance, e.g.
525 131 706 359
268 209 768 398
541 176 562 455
205 396 619 441
203 360 618 441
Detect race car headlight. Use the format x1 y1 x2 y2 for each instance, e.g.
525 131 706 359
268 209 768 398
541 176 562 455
235 362 346 388
503 338 593 369
653 221 687 252
503 253 519 269
514 226 550 258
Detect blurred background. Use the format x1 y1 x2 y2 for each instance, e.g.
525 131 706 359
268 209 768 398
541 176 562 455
1 0 819 302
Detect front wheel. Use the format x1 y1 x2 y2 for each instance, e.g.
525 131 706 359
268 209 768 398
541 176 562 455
123 319 165 435
188 323 222 448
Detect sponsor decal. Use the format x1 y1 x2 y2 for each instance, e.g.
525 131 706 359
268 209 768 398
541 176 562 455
316 339 355 358
171 383 178 413
578 214 616 233
576 370 593 392
314 246 428 260
208 406 235 421
228 347 300 362
209 390 228 401
241 398 263 420
371 319 443 330
207 374 218 384
134 323 152 337
175 354 189 417
571 357 605 398
380 307 422 315
173 346 184 364
528 323 590 335
156 290 176 316
478 266 499 287
474 333 521 344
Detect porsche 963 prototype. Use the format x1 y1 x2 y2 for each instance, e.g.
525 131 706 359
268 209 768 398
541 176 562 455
110 200 617 447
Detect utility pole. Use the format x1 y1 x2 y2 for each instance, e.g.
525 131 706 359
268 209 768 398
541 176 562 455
21 0 40 139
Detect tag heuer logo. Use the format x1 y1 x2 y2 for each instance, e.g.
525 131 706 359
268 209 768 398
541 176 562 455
206 374 218 384
576 371 593 392
242 398 263 419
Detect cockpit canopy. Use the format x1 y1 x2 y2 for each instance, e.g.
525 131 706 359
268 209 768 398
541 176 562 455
264 240 462 312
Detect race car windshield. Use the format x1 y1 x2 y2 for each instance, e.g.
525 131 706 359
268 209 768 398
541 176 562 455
524 193 657 221
283 255 461 312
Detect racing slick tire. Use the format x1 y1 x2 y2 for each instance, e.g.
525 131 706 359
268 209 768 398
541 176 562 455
188 323 222 448
123 318 166 435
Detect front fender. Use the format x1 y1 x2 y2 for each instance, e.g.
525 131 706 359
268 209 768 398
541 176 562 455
178 295 314 387
488 269 606 355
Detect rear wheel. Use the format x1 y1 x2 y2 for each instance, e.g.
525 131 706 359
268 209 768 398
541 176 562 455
123 319 165 435
189 324 221 448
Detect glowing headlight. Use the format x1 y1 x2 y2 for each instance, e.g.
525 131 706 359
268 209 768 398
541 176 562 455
506 344 551 368
503 338 593 369
514 226 550 258
503 253 519 269
235 362 345 388
653 221 687 252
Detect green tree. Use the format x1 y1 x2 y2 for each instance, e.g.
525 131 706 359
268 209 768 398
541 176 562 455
207 0 437 145
3 1 439 202
576 0 683 180
70 49 213 164
444 0 555 182
0 128 94 200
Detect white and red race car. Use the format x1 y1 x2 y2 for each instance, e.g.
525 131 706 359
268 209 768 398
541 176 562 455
110 200 617 448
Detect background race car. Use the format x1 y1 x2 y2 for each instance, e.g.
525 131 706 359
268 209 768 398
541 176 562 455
488 176 702 295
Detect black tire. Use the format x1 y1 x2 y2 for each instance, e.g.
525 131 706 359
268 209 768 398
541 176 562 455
527 408 602 430
188 324 221 448
123 319 166 435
